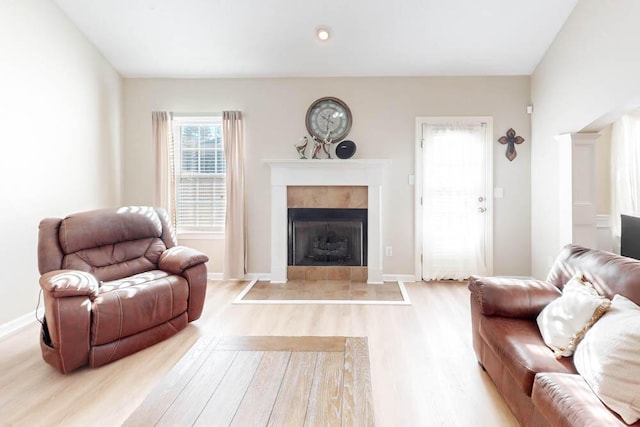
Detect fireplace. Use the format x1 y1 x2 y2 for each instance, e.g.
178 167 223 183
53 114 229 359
288 208 367 266
266 159 389 283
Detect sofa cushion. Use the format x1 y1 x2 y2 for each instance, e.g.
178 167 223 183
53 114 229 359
574 294 640 425
536 274 611 358
532 373 633 427
480 315 576 395
91 271 189 346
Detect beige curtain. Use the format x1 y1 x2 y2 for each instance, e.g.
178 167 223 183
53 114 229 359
222 111 247 279
611 114 640 253
152 111 176 228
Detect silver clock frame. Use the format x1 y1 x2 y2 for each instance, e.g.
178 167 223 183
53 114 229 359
305 96 352 143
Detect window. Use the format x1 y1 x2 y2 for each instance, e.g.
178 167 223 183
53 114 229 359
172 116 225 233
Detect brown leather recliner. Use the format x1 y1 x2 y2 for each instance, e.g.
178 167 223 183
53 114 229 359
37 206 209 373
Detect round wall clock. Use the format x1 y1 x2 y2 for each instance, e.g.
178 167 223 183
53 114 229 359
305 97 352 143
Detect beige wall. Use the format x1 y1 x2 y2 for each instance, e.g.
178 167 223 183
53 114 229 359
124 76 531 278
531 0 640 278
0 0 123 324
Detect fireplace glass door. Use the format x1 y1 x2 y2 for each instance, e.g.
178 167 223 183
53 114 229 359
288 208 367 267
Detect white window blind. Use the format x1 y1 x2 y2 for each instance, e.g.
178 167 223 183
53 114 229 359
172 116 225 233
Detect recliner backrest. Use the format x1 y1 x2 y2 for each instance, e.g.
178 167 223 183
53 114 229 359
39 206 176 282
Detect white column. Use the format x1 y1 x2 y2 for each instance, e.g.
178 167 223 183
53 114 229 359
557 133 599 248
270 183 288 283
367 183 383 284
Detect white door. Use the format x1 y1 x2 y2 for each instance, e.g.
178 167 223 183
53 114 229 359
416 117 493 280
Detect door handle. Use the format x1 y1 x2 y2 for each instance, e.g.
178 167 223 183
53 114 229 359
478 207 486 213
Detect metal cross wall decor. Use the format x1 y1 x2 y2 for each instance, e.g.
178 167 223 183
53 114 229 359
498 128 524 161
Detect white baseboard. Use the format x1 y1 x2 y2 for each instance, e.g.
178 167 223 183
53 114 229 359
0 309 43 339
383 274 419 282
207 273 270 281
208 272 418 283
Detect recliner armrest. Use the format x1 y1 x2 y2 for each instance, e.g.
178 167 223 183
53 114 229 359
39 270 100 299
468 275 561 318
159 246 209 275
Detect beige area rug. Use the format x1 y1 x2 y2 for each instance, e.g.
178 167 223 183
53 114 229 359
124 336 375 426
234 280 411 305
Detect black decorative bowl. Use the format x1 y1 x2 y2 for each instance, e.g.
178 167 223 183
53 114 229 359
335 140 356 159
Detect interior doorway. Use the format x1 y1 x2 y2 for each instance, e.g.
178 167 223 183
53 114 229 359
415 117 494 280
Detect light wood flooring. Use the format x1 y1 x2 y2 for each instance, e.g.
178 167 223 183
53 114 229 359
0 281 518 426
125 336 373 426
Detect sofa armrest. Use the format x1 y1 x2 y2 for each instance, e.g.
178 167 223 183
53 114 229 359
159 246 209 275
468 275 561 318
39 270 100 299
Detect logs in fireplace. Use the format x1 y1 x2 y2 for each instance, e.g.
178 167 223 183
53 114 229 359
288 208 367 267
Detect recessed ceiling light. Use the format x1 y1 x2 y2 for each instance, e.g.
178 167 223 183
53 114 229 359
316 26 330 41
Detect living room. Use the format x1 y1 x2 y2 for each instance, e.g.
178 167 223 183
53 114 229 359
2 0 640 425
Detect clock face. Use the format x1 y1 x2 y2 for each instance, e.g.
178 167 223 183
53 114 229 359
305 97 352 143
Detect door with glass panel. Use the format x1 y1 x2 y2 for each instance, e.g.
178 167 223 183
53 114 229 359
417 118 493 280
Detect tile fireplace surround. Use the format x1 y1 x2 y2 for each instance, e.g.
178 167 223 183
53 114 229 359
266 159 389 284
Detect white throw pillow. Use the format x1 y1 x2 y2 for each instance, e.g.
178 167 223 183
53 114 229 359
573 294 640 425
536 274 611 358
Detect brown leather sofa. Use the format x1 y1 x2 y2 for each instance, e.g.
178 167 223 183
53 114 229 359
37 206 209 373
469 244 640 426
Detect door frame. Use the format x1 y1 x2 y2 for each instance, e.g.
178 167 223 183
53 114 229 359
414 116 494 280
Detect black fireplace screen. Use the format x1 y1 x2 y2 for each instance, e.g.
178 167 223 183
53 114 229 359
288 208 367 266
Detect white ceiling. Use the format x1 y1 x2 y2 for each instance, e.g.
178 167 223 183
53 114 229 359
53 0 578 78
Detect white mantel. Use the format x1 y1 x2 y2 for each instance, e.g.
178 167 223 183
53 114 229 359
266 159 390 284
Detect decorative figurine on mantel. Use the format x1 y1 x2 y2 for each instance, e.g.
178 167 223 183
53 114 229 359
294 132 338 159
294 136 309 159
322 129 333 159
311 135 323 159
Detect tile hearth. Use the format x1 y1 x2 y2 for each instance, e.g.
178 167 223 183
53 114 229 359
288 266 367 282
